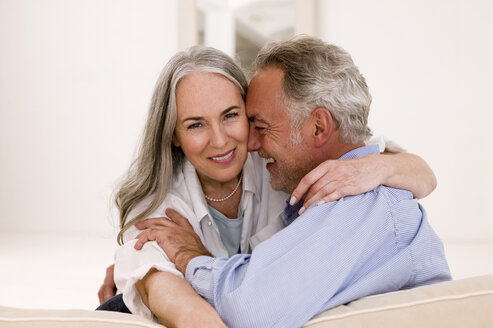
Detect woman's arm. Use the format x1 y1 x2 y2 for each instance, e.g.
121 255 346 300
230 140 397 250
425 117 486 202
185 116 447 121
291 152 436 214
116 211 224 327
115 233 224 327
136 269 226 328
379 152 437 198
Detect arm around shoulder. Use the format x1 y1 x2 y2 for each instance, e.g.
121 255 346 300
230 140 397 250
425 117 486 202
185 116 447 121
378 152 437 199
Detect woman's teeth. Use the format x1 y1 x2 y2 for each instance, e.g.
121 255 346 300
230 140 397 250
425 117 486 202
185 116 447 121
266 158 275 164
211 150 234 161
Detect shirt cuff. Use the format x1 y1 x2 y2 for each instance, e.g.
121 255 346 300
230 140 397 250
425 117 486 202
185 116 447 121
185 255 215 281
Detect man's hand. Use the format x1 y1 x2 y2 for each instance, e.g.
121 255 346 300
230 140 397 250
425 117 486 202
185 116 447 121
134 208 211 275
98 264 117 304
290 154 384 214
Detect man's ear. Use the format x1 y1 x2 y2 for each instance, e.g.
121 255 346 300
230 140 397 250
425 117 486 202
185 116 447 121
172 134 180 147
310 107 335 147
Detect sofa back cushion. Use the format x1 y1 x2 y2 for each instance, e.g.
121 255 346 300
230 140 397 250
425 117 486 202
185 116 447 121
304 274 493 327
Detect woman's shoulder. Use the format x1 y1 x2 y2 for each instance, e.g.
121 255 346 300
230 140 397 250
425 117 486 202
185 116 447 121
122 192 194 242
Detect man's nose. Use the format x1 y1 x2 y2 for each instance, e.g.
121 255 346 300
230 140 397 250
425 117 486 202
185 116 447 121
247 123 261 152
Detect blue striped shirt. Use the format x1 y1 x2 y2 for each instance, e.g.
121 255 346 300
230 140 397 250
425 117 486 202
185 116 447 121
185 145 451 328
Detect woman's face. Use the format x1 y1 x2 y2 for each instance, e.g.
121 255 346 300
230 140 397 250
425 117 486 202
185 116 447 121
173 71 248 185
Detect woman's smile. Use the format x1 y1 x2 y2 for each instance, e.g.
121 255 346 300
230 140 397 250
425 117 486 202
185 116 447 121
209 148 236 164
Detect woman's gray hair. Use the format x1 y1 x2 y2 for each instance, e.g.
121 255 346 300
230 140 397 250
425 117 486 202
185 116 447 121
116 46 248 244
253 35 372 144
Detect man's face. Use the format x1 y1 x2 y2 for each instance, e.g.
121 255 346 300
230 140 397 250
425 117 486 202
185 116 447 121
246 66 313 194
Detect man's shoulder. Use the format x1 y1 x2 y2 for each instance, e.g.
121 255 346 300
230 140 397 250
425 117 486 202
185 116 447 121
279 186 417 253
334 185 415 208
330 187 424 247
305 186 418 226
373 185 415 206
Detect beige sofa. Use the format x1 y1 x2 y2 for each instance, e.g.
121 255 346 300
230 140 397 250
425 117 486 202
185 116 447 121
1 274 492 327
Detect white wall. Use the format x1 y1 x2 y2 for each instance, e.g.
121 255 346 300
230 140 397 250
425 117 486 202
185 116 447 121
2 0 491 310
1 0 491 244
317 0 493 242
0 0 178 236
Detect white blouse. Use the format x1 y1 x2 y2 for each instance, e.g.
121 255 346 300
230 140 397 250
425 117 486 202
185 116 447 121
114 152 288 320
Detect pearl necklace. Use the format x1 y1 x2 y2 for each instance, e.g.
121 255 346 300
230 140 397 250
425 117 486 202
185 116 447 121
204 174 243 202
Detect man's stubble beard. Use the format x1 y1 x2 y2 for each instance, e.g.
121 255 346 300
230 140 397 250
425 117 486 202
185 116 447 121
269 140 316 194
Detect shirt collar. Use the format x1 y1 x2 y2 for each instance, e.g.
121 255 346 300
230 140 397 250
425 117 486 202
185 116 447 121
242 153 260 202
284 198 304 226
338 144 380 160
182 159 210 223
182 154 259 224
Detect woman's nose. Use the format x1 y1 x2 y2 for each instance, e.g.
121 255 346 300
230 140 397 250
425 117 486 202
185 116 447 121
209 125 228 148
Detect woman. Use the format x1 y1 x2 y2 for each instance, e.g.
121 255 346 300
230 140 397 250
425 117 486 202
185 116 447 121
102 45 436 327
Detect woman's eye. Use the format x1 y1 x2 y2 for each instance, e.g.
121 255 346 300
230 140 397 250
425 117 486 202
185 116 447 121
187 122 202 130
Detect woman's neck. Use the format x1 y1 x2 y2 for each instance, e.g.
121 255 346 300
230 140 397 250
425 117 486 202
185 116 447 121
198 173 242 198
198 172 243 219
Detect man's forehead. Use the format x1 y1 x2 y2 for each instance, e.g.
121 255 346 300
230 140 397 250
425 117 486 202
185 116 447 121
246 99 270 124
246 66 286 123
245 87 263 119
245 100 265 122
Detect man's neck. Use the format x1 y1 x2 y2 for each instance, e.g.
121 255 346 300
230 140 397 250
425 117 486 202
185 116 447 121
331 142 366 160
318 138 366 162
315 128 367 161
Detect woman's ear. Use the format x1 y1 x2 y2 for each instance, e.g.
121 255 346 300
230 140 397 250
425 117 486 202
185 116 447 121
172 134 180 147
311 107 335 146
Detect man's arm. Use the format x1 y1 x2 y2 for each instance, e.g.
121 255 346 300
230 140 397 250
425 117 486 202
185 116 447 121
291 152 436 213
150 193 448 328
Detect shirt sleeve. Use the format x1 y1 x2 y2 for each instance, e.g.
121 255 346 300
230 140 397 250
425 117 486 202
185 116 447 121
114 195 198 321
185 188 449 328
114 227 183 321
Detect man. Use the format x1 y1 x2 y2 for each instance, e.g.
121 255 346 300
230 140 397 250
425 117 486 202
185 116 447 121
127 36 450 327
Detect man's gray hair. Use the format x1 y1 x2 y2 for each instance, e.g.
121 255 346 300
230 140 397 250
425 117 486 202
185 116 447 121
253 35 372 144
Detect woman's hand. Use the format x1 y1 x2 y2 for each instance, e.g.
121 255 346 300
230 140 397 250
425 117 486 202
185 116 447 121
291 155 384 214
291 152 436 215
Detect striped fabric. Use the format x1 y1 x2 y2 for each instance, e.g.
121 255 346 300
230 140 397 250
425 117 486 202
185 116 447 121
185 145 451 328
